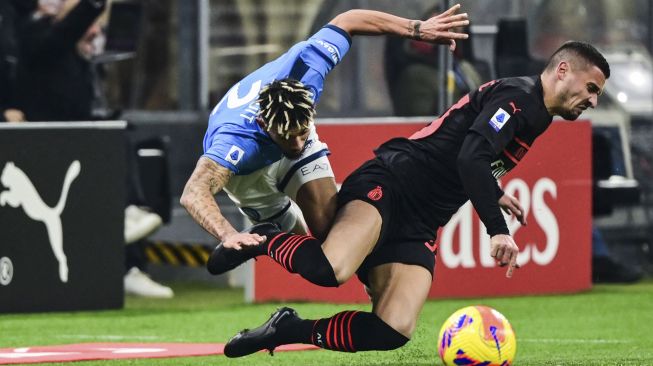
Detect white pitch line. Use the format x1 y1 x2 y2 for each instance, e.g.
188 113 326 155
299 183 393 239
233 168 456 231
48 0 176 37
60 335 161 341
520 338 632 344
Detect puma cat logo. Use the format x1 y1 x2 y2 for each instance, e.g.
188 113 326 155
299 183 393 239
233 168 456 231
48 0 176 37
509 101 522 114
0 161 81 283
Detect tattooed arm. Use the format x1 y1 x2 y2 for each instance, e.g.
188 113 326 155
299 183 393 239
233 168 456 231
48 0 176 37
180 157 265 249
328 4 469 51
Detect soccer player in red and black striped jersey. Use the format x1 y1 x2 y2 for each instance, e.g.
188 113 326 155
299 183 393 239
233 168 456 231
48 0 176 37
213 41 609 357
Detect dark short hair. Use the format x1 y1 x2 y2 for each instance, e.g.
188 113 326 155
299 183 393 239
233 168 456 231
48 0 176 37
545 41 610 79
257 78 315 138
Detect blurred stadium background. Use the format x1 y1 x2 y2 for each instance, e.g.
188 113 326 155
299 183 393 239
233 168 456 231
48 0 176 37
110 0 653 290
108 0 653 285
2 0 653 364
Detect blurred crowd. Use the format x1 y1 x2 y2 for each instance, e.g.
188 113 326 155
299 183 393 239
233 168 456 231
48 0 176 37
0 0 173 297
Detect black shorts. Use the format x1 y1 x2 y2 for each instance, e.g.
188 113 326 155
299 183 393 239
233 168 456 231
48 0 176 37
337 158 439 287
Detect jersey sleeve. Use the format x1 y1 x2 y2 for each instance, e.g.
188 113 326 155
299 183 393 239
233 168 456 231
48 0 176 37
458 130 510 236
289 25 351 104
306 25 352 67
202 127 259 174
469 90 537 155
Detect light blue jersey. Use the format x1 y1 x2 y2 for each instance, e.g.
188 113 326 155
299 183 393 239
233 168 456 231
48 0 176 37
203 25 351 175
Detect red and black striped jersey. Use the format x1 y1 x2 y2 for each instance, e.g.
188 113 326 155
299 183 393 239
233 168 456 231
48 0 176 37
374 75 552 235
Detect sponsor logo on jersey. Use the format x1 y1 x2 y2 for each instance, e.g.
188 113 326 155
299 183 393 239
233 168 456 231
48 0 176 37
490 158 509 179
314 39 340 64
300 163 329 176
424 239 439 254
489 108 511 132
509 101 522 114
367 186 383 201
225 145 245 166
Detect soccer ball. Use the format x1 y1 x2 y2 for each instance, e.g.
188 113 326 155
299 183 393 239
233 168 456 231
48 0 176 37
437 305 516 366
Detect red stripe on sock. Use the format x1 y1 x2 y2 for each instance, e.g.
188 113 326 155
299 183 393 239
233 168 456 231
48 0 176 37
331 312 344 351
346 311 359 352
273 235 299 262
272 235 296 258
267 232 287 257
279 236 303 270
275 235 301 269
339 312 349 352
285 236 311 272
325 316 334 349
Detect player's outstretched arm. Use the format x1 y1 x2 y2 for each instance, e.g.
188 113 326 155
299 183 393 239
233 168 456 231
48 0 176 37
180 157 265 249
329 4 469 51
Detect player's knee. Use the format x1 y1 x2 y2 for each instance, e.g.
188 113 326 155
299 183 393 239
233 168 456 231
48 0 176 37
330 261 356 285
325 251 358 284
379 312 417 339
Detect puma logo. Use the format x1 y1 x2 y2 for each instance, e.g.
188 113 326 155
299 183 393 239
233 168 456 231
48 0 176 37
0 161 81 283
509 102 522 114
424 239 439 253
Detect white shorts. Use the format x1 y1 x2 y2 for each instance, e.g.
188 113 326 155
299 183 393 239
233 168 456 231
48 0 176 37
224 127 334 232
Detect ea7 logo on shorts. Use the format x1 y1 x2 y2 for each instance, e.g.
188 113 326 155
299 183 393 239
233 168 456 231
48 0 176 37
225 145 244 166
489 108 511 132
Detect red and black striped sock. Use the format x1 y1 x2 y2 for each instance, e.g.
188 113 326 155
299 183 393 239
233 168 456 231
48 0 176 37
265 232 338 287
278 311 409 352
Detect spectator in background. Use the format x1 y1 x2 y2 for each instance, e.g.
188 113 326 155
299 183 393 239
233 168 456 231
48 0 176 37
384 4 485 117
13 0 104 121
0 0 35 122
13 0 172 298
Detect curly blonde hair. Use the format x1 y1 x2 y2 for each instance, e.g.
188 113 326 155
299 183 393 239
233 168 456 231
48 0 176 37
257 79 315 138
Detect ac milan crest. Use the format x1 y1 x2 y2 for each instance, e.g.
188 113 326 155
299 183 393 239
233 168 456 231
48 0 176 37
367 185 383 201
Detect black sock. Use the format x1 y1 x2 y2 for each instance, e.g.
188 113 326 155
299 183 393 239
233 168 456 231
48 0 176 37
264 232 338 287
277 311 409 352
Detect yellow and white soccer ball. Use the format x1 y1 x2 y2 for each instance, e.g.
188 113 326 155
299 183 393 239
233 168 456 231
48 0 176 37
437 305 516 366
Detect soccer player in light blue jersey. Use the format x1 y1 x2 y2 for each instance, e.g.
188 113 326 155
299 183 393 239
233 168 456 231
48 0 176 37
181 5 469 254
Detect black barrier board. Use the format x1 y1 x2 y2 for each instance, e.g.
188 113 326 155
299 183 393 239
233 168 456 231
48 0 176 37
0 122 126 312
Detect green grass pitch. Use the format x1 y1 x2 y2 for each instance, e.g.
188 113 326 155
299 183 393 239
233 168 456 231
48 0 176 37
2 280 652 365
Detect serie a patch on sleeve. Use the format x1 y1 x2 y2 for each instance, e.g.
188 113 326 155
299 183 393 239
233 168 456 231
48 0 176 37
489 108 511 132
225 145 245 165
